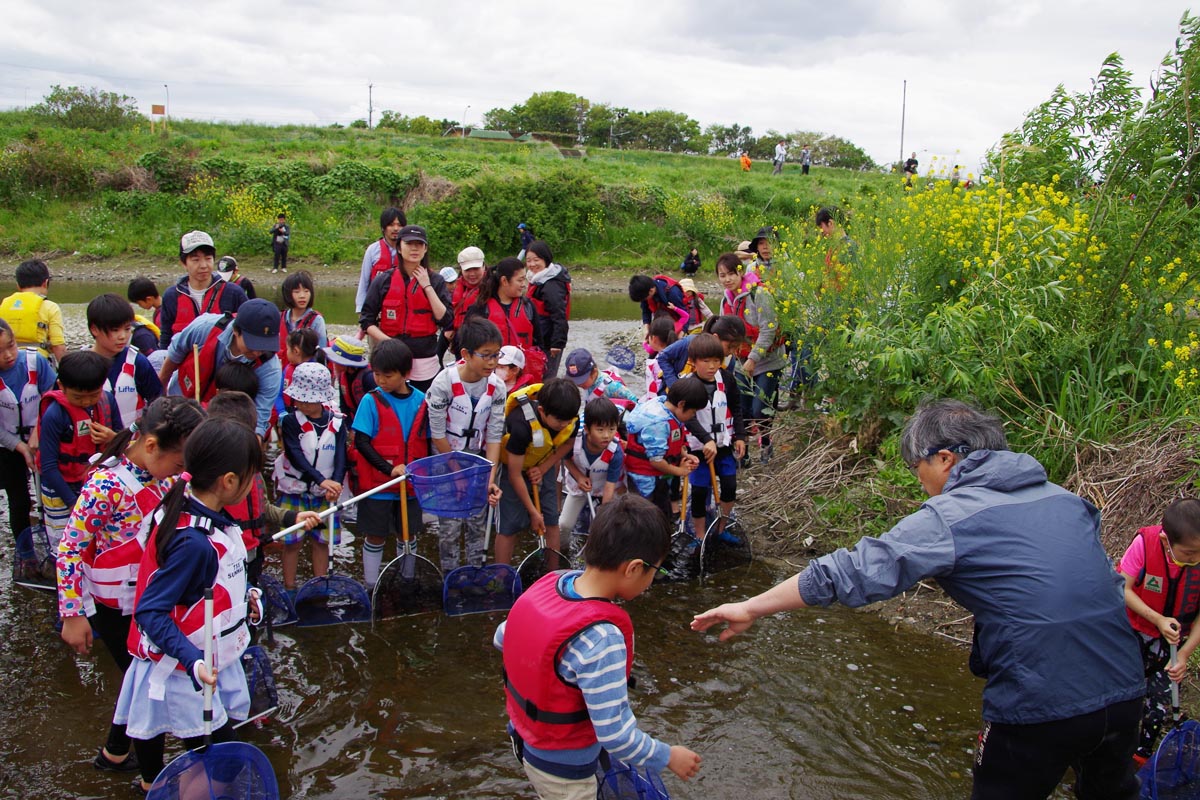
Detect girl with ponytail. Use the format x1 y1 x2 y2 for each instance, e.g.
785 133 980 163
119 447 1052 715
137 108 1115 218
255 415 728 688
113 417 264 791
57 395 206 773
466 257 546 380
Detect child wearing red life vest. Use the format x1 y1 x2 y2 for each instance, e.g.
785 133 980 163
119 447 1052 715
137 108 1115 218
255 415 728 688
87 293 163 428
641 316 678 402
350 339 429 589
278 270 327 361
425 318 506 573
38 350 120 549
622 378 703 519
57 396 205 777
0 318 55 550
683 334 747 544
559 397 624 562
272 362 346 594
112 418 264 792
495 494 702 795
1120 498 1200 764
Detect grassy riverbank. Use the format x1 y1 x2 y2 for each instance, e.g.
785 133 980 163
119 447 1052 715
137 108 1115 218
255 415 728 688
0 111 891 270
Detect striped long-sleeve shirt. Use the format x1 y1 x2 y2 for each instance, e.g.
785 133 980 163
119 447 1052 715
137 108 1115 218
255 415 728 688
494 572 671 777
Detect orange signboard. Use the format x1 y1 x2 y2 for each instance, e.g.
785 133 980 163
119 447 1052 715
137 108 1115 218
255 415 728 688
151 104 165 115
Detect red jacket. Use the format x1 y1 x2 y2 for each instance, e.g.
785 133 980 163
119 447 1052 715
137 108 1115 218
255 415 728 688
503 572 634 751
377 271 440 339
37 390 114 485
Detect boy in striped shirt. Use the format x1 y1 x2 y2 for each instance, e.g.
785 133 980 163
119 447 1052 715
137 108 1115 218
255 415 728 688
495 494 702 798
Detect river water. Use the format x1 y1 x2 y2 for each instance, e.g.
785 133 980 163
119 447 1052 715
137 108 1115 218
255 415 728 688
3 282 999 799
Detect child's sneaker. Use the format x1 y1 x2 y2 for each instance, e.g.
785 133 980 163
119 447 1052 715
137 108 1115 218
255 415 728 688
94 747 140 772
717 530 745 546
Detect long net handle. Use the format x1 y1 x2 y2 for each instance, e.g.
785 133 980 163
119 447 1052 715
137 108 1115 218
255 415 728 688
400 478 410 545
679 471 688 526
202 587 214 745
709 458 719 505
192 344 202 402
273 474 406 541
1171 642 1181 719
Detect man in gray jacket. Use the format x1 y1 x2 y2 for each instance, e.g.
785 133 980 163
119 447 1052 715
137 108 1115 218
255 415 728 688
693 399 1144 799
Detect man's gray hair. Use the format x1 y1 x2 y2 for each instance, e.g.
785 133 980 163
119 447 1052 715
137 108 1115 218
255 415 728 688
899 399 1008 465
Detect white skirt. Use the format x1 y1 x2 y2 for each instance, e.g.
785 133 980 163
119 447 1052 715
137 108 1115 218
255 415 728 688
113 656 251 740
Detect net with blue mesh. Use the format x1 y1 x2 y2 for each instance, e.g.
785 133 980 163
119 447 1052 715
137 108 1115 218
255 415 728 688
236 646 279 728
596 757 670 800
406 452 492 519
1139 719 1200 799
294 574 372 627
12 522 55 591
606 345 637 373
443 564 521 616
145 741 280 800
257 573 297 628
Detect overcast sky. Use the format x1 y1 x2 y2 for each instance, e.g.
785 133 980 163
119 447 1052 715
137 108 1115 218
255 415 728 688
0 1 1191 174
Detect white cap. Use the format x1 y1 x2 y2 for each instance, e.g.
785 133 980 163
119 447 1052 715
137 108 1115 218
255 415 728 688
439 266 459 283
180 230 215 255
457 246 485 270
498 345 525 369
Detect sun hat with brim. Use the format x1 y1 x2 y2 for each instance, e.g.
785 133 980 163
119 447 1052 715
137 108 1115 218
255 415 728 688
457 246 485 270
323 335 368 368
232 298 281 353
679 278 698 295
284 361 336 404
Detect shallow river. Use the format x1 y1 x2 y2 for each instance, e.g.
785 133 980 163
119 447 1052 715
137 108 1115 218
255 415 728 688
3 282 1003 799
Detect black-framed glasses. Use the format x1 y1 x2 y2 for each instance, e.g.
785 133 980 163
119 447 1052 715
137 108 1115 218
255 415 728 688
906 443 972 475
639 559 669 577
470 350 501 361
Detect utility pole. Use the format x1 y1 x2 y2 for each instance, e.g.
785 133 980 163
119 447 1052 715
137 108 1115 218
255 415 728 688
899 79 907 166
368 83 374 129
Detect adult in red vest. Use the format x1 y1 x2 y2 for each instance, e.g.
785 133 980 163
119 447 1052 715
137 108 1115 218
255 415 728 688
355 207 406 313
442 245 486 359
525 240 571 378
467 257 545 382
359 225 452 392
158 231 248 350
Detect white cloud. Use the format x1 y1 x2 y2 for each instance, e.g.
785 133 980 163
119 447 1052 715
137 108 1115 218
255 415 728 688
0 0 1189 171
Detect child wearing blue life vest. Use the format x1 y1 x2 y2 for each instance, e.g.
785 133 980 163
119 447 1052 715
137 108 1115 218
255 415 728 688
559 397 624 561
623 377 703 519
351 339 429 590
0 318 56 549
272 361 346 595
113 418 264 792
1121 498 1200 765
425 317 507 572
87 293 163 428
683 334 747 543
38 350 121 549
495 494 702 796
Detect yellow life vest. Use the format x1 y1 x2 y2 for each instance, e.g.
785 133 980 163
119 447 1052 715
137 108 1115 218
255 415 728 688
0 291 47 351
501 383 577 469
133 314 161 340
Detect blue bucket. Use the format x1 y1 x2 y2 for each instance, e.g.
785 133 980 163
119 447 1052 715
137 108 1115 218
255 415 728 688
406 452 492 519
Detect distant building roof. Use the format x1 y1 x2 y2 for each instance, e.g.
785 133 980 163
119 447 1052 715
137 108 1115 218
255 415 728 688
467 129 516 140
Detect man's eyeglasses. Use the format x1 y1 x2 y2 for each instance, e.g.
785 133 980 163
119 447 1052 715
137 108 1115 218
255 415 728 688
470 350 501 361
906 443 972 475
639 559 669 577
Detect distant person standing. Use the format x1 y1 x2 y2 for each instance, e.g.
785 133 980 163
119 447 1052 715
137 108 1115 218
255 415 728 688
739 152 752 172
517 222 535 259
270 213 290 274
903 152 919 187
800 145 812 175
772 140 787 175
355 207 407 313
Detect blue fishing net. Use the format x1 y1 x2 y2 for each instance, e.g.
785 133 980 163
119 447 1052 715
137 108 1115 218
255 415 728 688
372 552 444 620
1141 720 1200 799
145 741 279 800
236 646 278 728
606 345 637 373
407 452 492 519
596 758 670 800
12 523 55 591
257 573 297 628
294 575 372 627
443 564 521 616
